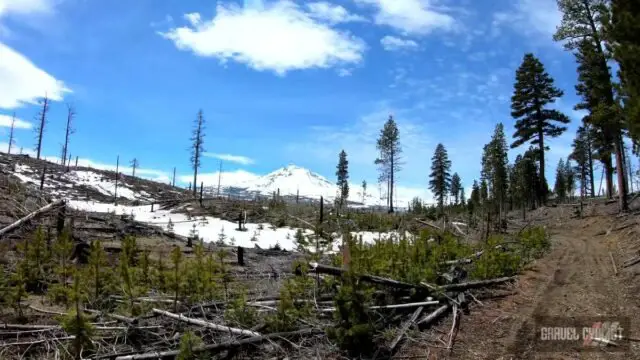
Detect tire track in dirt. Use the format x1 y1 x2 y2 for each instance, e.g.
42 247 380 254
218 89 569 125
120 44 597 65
506 218 638 360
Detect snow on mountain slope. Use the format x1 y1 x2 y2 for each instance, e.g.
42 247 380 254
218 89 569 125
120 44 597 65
213 164 402 208
245 165 338 199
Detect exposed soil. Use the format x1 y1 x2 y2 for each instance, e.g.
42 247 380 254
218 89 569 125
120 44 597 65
403 200 640 360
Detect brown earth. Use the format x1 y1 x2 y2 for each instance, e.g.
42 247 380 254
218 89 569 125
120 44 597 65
401 200 640 360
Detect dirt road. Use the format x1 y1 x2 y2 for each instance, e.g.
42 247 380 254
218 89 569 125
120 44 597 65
430 209 640 359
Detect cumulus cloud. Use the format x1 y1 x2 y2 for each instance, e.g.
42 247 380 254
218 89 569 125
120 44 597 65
355 0 455 35
203 152 255 165
0 113 31 128
160 0 366 75
306 2 367 24
0 0 70 109
380 35 418 51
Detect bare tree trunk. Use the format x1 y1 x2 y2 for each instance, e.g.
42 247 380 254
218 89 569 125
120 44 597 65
35 96 49 160
114 155 120 205
7 113 16 155
61 104 75 166
389 149 394 213
614 138 628 211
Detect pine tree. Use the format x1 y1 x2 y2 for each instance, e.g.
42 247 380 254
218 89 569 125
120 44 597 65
564 159 576 199
608 0 640 143
510 53 570 204
450 173 462 205
336 150 349 210
33 95 49 160
554 158 567 199
190 110 206 197
361 180 367 203
482 123 510 222
87 240 109 302
571 125 595 197
555 0 628 210
61 104 75 166
375 116 402 213
429 143 452 214
170 246 183 312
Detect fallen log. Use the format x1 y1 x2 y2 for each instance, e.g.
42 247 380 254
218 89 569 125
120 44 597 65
0 199 65 237
152 308 261 337
306 262 429 291
112 328 323 360
439 276 516 291
84 308 137 324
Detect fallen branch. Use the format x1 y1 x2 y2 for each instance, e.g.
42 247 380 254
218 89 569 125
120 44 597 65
439 276 516 291
84 308 137 324
417 304 450 326
28 304 66 316
609 252 618 276
152 308 261 337
623 256 640 268
0 336 75 347
0 199 65 237
112 328 323 360
389 306 424 353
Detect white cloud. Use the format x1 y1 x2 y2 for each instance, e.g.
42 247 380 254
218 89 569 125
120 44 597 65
0 0 53 17
203 152 255 165
0 0 70 109
380 35 418 51
0 113 31 129
492 0 561 41
160 0 365 75
0 43 70 109
306 2 366 24
355 0 455 35
178 170 260 188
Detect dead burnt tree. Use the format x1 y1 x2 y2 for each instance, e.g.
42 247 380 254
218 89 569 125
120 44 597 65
61 104 75 166
130 158 139 177
40 165 47 190
34 95 50 160
7 112 16 155
114 155 120 205
190 110 205 198
199 181 204 206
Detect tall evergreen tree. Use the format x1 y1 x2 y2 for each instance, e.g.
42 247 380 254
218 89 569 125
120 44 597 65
450 173 462 205
608 0 640 143
482 123 510 222
554 158 567 199
564 158 576 198
570 125 595 197
510 53 570 204
361 180 367 203
375 116 402 213
555 0 628 210
190 110 205 197
429 143 451 214
336 150 349 209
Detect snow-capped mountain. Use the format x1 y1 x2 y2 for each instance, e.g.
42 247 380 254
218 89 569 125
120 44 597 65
212 164 385 207
245 165 337 199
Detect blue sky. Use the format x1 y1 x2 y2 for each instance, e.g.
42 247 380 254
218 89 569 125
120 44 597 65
0 0 592 203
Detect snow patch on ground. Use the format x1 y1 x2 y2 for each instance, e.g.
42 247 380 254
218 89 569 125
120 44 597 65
66 200 412 251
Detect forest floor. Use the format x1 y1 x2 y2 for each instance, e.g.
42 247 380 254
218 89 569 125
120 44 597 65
403 199 640 360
